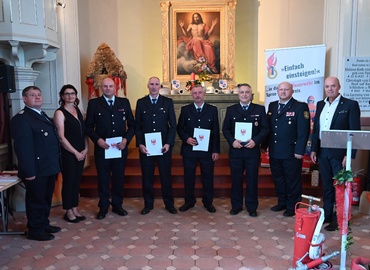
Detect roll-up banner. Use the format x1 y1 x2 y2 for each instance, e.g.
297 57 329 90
262 44 326 170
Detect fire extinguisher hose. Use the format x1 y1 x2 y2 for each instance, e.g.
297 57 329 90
309 207 326 259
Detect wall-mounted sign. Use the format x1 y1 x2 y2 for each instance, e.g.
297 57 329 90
343 57 370 111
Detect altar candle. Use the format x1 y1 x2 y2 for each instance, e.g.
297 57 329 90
191 72 195 80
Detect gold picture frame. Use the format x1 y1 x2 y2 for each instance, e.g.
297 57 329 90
160 1 237 83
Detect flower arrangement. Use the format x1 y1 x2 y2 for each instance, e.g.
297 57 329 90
332 169 354 251
185 79 201 91
333 169 353 186
194 57 213 82
185 57 214 91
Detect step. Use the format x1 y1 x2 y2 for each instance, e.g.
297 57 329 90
81 150 322 198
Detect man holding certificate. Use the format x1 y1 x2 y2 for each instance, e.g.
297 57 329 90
86 77 135 220
177 84 220 213
263 81 310 217
135 76 177 215
222 83 269 217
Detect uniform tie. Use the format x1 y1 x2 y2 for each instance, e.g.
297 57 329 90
277 103 285 114
242 105 248 111
41 111 51 122
152 98 157 105
197 108 201 113
108 99 113 110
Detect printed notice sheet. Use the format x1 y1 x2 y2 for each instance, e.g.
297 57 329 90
235 122 252 142
145 132 163 156
105 137 122 159
193 128 210 151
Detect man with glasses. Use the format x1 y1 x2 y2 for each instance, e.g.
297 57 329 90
11 86 61 241
222 83 269 216
263 81 310 217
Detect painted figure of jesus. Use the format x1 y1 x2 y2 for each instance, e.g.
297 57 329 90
177 12 219 74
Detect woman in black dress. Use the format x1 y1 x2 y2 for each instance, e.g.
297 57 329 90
54 85 88 223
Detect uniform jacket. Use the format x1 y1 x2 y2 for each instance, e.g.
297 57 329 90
264 98 310 159
311 95 361 159
222 103 269 158
86 96 135 157
135 95 176 147
177 102 220 158
10 107 61 179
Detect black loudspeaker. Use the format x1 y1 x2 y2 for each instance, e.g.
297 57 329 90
0 65 16 93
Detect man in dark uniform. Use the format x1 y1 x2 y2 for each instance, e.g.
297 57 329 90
222 83 269 217
177 84 220 213
135 76 177 215
11 86 61 241
310 76 361 231
86 77 135 220
263 81 310 217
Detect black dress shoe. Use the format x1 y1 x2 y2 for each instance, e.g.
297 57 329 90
283 210 295 217
96 208 108 220
271 204 286 212
165 206 177 214
64 213 80 223
204 204 216 213
323 218 332 224
179 203 195 212
324 221 338 231
141 207 153 215
46 225 61 233
249 211 257 217
112 207 128 216
75 215 86 221
230 208 242 215
27 232 55 241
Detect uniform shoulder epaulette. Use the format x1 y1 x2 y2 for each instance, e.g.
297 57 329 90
18 110 25 115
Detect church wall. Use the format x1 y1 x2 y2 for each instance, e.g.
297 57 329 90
78 0 258 108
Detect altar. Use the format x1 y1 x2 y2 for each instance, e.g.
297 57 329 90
165 93 239 154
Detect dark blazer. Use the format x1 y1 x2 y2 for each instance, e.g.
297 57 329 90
86 96 135 157
177 102 220 158
222 103 269 158
264 98 310 159
10 107 61 179
311 95 361 159
135 95 176 147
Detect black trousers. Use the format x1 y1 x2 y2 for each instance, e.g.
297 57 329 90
269 157 303 212
318 147 343 221
95 155 127 210
139 150 174 208
229 156 260 212
182 156 214 205
24 174 57 235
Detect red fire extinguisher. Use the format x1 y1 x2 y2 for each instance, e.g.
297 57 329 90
352 170 364 205
293 196 323 267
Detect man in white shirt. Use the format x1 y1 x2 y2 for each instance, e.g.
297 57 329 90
310 76 361 231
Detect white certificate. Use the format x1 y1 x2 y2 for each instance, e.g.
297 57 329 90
193 128 210 151
145 132 163 156
235 122 252 142
105 137 122 159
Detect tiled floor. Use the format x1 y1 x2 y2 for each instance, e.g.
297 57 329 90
1 197 369 270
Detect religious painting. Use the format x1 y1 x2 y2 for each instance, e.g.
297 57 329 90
160 1 237 83
175 11 221 76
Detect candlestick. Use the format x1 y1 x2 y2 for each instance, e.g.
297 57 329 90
191 72 195 81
